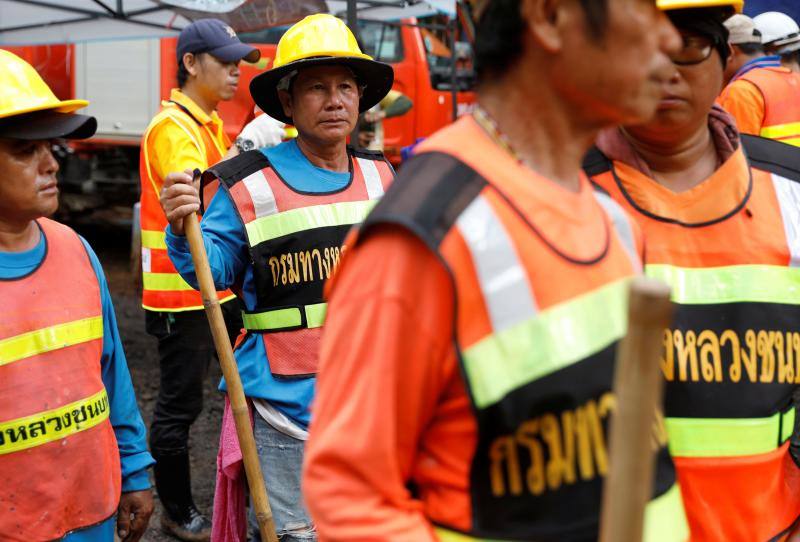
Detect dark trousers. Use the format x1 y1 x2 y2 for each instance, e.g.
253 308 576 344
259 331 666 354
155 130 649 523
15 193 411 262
145 300 242 456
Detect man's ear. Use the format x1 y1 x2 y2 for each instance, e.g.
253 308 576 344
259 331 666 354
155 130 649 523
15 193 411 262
183 53 199 77
522 0 568 53
278 89 293 119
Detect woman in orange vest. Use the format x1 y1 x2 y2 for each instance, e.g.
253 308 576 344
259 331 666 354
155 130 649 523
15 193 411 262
302 1 686 540
0 50 154 541
138 19 259 538
584 1 800 539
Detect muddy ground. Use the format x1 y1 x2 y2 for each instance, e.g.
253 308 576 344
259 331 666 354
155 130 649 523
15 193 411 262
77 224 222 541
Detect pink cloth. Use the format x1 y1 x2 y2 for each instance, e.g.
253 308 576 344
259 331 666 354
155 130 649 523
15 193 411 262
596 104 740 174
211 397 253 542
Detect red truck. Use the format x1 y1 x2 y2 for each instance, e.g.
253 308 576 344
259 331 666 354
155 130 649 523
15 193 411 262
3 17 475 225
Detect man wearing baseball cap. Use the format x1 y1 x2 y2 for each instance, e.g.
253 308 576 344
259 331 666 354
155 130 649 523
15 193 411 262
0 50 154 542
138 18 258 541
719 12 800 145
158 14 395 540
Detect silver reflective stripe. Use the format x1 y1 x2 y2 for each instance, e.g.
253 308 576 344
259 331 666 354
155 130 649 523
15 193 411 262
242 169 277 219
772 173 800 267
594 191 641 272
456 194 537 332
357 157 385 200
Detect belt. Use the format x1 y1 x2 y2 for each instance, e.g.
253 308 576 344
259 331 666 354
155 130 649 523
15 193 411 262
667 407 796 458
242 302 327 332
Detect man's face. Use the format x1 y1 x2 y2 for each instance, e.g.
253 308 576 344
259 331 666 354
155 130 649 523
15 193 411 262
193 53 241 102
553 0 681 127
628 30 725 141
279 65 362 146
0 139 60 223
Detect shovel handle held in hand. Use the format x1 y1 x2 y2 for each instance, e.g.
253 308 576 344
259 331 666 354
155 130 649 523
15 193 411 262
182 169 278 542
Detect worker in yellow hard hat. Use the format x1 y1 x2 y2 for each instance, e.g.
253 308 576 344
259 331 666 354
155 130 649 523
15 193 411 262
0 49 155 541
157 14 396 539
583 0 800 539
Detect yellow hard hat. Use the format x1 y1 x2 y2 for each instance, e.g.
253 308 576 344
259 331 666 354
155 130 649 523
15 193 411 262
657 0 744 13
0 49 89 119
250 14 394 125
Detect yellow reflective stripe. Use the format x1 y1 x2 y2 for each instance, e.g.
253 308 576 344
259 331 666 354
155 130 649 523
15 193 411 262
244 200 376 247
646 264 800 305
242 303 327 331
760 122 800 140
0 388 109 455
0 316 103 367
141 229 167 250
142 272 196 292
462 279 628 410
434 528 508 542
643 484 689 542
778 137 800 147
666 408 795 457
433 485 687 542
305 303 327 328
141 293 236 313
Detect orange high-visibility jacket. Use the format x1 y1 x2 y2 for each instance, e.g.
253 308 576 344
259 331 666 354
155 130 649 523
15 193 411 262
139 89 236 312
200 147 394 378
719 67 800 146
331 116 687 541
585 134 800 542
0 218 121 541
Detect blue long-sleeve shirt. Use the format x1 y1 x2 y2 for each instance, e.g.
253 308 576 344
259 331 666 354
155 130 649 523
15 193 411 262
0 225 154 541
165 140 351 429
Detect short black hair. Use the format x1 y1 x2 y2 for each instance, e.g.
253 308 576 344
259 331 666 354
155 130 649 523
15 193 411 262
176 52 207 89
735 42 765 56
474 0 608 81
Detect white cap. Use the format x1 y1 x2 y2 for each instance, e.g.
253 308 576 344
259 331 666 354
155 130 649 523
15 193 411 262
725 14 761 45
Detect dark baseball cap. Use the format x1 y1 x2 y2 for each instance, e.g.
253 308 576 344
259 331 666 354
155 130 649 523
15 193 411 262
177 19 261 64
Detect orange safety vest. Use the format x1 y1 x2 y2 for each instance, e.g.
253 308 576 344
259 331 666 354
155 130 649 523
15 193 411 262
201 147 395 377
739 67 800 146
139 98 236 312
354 117 687 541
0 218 120 541
584 135 800 541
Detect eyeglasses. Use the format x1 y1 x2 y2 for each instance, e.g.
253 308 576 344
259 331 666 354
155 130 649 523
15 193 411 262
671 32 716 66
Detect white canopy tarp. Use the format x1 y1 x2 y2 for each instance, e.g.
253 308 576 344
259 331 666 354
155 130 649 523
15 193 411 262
0 0 455 44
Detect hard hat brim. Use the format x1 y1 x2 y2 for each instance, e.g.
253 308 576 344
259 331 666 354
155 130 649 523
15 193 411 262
250 56 394 126
0 98 90 120
657 0 743 13
0 111 97 140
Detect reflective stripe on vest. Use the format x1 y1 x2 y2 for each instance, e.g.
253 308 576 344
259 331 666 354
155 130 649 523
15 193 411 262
0 315 103 367
242 302 327 331
0 388 110 455
433 484 686 542
667 407 795 457
772 173 800 267
594 190 641 272
646 264 800 304
761 122 800 146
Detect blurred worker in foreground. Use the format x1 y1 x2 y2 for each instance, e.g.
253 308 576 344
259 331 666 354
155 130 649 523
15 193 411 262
158 14 395 541
139 18 261 539
0 50 154 541
718 12 800 144
303 0 685 540
585 1 800 540
755 11 800 72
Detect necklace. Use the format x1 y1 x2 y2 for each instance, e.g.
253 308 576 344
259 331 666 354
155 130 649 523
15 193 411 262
472 105 537 171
